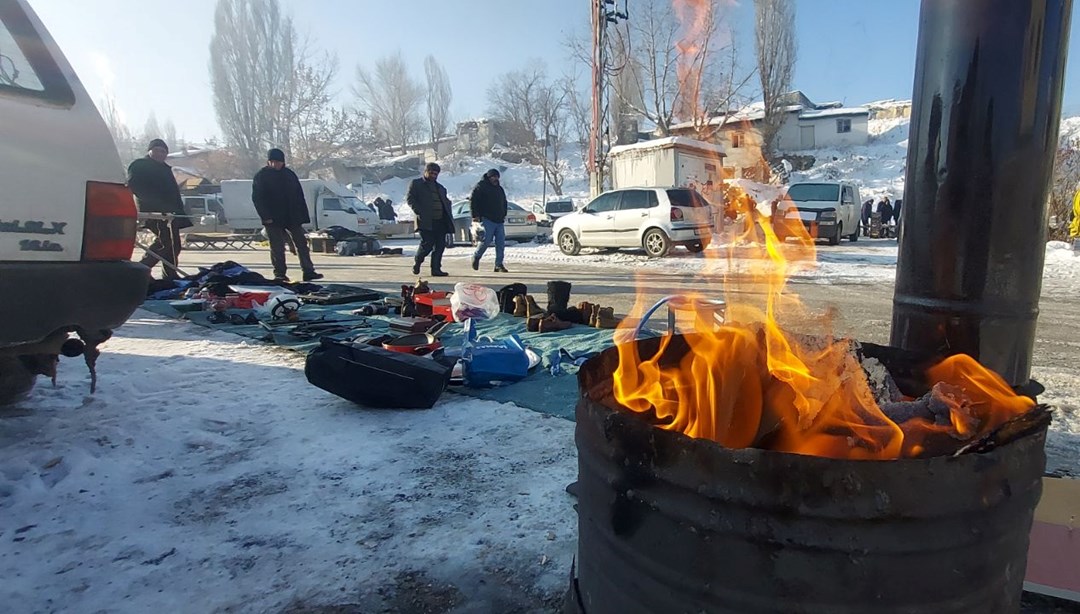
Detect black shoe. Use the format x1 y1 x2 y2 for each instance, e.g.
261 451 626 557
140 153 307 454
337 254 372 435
303 271 324 282
412 262 421 275
273 275 290 283
471 257 479 271
431 270 450 277
494 265 509 273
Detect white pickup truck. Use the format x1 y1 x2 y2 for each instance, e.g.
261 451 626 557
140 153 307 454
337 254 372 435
219 179 380 235
0 0 148 402
773 181 862 245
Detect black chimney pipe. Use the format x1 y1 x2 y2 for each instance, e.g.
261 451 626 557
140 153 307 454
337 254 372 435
891 0 1073 387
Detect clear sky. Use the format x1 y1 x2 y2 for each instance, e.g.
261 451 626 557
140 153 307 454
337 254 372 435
25 0 1080 143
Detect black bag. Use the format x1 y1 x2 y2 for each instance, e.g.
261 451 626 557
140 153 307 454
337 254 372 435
304 338 452 409
496 283 528 314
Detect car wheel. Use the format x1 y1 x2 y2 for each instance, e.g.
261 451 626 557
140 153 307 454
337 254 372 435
685 238 710 253
558 229 581 256
847 224 859 242
827 222 842 246
0 356 36 406
643 228 671 257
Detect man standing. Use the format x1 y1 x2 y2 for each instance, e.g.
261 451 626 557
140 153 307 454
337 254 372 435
406 162 453 277
469 168 509 272
127 138 190 279
252 148 323 283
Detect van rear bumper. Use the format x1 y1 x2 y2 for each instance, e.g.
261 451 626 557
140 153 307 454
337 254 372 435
0 261 149 348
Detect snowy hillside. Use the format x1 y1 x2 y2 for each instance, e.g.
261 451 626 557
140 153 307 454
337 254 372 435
790 116 910 200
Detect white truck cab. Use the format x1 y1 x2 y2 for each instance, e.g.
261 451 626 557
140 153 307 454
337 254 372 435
774 181 861 245
0 0 148 402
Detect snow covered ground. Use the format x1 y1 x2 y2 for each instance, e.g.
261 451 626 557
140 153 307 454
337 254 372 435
0 315 577 613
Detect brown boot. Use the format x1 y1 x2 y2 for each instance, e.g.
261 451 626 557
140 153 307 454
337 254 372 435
588 303 601 327
595 306 621 329
578 301 595 318
525 295 544 319
539 314 573 333
527 315 542 332
512 295 528 317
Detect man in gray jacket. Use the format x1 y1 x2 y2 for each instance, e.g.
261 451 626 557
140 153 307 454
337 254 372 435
405 162 454 277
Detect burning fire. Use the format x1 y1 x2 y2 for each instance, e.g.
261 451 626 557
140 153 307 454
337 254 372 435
611 0 1037 460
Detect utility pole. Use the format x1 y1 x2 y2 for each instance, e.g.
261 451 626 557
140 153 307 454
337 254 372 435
588 0 627 198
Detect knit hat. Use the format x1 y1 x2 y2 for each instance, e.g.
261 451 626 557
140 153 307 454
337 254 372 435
147 138 168 152
267 148 285 162
485 168 500 179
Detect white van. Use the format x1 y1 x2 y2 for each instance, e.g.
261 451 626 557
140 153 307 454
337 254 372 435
0 0 147 402
773 181 861 245
219 179 379 234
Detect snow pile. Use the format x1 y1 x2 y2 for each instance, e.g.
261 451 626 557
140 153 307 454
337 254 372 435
790 116 910 200
0 314 578 612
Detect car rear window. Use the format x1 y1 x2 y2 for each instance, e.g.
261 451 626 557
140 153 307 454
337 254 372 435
0 2 74 106
666 189 709 208
545 201 574 213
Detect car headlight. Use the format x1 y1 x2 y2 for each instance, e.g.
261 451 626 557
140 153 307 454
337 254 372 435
819 211 837 220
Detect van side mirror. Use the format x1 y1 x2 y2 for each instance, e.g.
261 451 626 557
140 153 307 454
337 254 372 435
583 207 594 214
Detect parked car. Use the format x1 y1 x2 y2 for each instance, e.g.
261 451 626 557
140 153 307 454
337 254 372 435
450 201 538 245
0 0 148 403
773 181 861 245
530 198 577 226
552 187 714 257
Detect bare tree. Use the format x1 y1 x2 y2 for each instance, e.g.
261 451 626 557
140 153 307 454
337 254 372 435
755 0 797 160
606 2 753 137
209 0 297 173
423 55 453 146
142 112 162 146
1048 139 1080 242
99 94 140 166
487 61 570 195
163 119 178 149
354 52 425 153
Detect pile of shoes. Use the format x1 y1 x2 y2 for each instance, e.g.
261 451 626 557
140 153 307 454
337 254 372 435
509 281 622 333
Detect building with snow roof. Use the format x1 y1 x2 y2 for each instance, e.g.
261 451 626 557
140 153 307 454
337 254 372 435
669 91 870 181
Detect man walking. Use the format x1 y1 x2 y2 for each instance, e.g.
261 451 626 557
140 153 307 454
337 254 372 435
252 148 323 283
406 162 453 277
127 138 190 279
469 168 509 272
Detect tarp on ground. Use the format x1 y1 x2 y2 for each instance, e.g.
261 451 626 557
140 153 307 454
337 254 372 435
141 301 638 419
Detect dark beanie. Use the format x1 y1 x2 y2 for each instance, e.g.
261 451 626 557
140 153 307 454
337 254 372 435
485 168 500 178
147 138 168 152
267 148 285 162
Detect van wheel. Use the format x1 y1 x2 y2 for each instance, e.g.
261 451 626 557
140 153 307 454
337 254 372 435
827 222 842 246
558 230 581 256
685 238 710 253
0 357 37 406
643 229 671 257
847 225 859 242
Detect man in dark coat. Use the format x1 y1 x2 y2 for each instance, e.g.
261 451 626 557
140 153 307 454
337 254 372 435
374 197 397 221
252 148 323 282
127 138 191 279
405 162 453 277
469 168 509 272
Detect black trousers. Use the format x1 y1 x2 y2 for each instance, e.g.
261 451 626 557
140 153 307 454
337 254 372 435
266 223 315 279
414 228 447 273
139 219 182 279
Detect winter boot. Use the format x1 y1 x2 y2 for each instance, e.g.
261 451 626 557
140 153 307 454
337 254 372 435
538 314 573 333
546 281 572 315
524 295 544 319
512 295 528 317
527 315 543 333
595 306 622 329
588 303 601 328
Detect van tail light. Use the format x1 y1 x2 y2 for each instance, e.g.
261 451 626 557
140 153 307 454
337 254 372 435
670 207 685 222
526 213 536 223
83 181 137 261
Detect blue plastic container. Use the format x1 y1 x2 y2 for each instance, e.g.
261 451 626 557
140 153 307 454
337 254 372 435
461 319 530 388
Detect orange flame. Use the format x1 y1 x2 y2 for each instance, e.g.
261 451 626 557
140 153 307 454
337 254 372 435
611 1 1037 460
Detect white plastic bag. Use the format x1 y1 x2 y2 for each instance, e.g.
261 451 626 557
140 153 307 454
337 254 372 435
449 282 500 322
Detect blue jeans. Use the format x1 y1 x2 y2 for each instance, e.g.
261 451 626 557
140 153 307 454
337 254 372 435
473 218 505 266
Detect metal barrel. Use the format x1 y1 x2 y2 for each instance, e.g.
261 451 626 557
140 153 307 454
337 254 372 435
890 0 1073 387
568 339 1047 614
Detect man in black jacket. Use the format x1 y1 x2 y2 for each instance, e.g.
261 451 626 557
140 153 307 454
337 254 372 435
405 162 453 277
127 139 191 279
252 148 323 282
469 168 509 272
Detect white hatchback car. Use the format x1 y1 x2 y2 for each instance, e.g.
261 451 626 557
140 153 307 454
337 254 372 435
0 0 147 402
553 187 714 257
